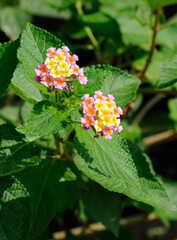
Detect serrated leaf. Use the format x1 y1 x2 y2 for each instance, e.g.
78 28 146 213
17 100 70 137
157 55 177 88
0 175 31 240
0 39 19 97
74 125 174 211
100 65 141 107
81 182 121 236
155 177 177 221
10 63 43 104
15 159 78 239
17 23 65 94
0 124 41 177
133 177 177 226
73 65 110 97
0 6 31 39
75 65 140 107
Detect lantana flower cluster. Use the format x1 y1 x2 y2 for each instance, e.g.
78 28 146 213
80 91 123 139
34 46 87 91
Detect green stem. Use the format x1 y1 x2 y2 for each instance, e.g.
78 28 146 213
137 8 161 80
75 0 107 63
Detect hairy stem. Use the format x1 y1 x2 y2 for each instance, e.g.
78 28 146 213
137 8 161 80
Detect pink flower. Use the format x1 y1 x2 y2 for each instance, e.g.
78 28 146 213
71 64 80 76
79 68 84 76
81 116 94 128
35 64 48 76
94 91 105 101
107 94 115 101
114 125 123 132
81 95 94 107
67 54 79 65
53 77 67 90
103 127 113 139
81 94 89 101
83 106 96 117
62 46 70 52
118 107 123 115
79 75 87 85
73 54 79 61
117 125 123 132
46 47 56 58
41 74 54 87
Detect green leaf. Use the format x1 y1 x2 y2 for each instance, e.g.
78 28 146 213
17 100 70 137
75 65 140 108
82 12 121 39
157 55 177 88
21 101 34 121
0 175 31 240
132 177 177 226
15 159 78 239
168 98 177 122
155 177 177 221
74 65 110 98
133 49 175 86
0 38 19 97
81 182 121 236
0 124 41 177
144 0 177 10
17 23 65 94
10 63 43 104
116 8 151 50
0 105 20 126
0 6 31 39
20 0 72 19
157 15 177 51
100 65 141 107
74 125 174 210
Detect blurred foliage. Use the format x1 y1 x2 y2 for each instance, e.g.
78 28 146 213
1 0 177 239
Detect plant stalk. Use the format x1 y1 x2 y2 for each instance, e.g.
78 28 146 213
137 8 161 80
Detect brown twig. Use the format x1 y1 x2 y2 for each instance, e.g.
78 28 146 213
137 8 161 80
132 94 165 125
143 129 177 146
53 214 157 240
42 153 60 159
